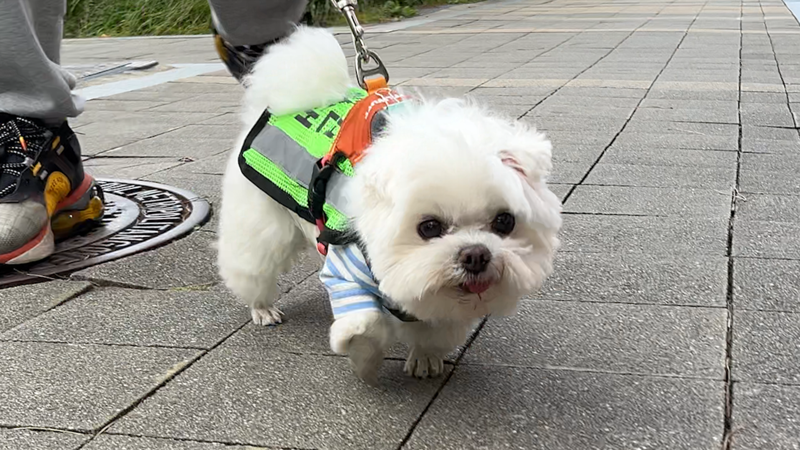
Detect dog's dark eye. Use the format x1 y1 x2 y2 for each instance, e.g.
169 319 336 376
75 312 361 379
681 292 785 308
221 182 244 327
492 212 515 236
418 218 444 240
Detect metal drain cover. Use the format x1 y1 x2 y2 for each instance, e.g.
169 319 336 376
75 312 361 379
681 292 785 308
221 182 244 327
0 179 211 287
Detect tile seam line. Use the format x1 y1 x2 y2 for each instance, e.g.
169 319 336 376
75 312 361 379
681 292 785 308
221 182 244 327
456 362 726 381
398 3 552 82
721 0 745 447
509 6 663 114
97 431 319 450
561 0 709 205
0 338 207 351
394 318 488 449
72 271 320 449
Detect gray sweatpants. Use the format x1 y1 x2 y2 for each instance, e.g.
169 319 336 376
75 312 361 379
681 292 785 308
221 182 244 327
0 0 307 122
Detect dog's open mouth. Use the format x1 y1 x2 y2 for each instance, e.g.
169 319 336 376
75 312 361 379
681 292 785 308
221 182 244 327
460 281 492 295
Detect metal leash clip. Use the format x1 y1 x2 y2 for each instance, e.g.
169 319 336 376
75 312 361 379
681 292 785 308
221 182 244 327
330 0 389 89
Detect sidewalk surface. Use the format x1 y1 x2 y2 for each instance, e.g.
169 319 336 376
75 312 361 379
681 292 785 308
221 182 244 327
3 0 800 448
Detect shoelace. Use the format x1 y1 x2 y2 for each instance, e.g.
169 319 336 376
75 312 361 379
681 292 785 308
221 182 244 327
0 117 47 198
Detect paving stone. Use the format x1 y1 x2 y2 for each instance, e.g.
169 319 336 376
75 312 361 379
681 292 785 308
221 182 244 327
427 66 512 79
740 92 789 103
602 145 736 167
640 98 739 115
77 113 221 155
100 136 230 160
1 287 248 349
143 171 222 205
543 96 642 110
469 87 556 97
646 88 739 101
0 280 92 333
736 193 800 223
538 251 727 307
584 162 735 189
83 435 252 450
547 183 572 201
221 278 334 354
85 99 170 112
734 310 800 385
146 99 240 114
101 91 199 102
741 124 800 142
465 300 726 378
559 214 728 256
0 429 88 450
404 365 724 450
73 228 319 292
734 258 800 313
0 341 198 431
565 185 732 216
84 157 183 180
110 349 447 450
734 220 800 259
197 112 239 125
739 169 800 195
625 120 740 137
535 116 628 132
545 131 611 148
100 125 234 159
632 107 738 124
531 104 633 120
741 102 797 127
739 153 800 194
549 160 593 184
72 231 218 289
732 383 800 450
613 130 738 151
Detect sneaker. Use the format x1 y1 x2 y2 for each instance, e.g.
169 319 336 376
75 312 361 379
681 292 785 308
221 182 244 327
0 114 104 265
212 27 280 82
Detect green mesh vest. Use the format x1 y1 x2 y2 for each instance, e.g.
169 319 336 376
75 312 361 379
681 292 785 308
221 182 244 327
238 87 386 239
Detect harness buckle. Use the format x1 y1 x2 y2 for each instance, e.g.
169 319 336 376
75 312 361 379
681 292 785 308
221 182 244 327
309 151 346 255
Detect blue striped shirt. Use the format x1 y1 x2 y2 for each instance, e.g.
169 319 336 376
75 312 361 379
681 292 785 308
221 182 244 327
319 244 385 319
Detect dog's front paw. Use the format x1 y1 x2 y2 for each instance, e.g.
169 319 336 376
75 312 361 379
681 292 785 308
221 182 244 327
250 306 283 326
404 348 445 379
347 335 384 386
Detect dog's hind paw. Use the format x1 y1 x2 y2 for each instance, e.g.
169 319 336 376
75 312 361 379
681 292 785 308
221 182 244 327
251 306 283 326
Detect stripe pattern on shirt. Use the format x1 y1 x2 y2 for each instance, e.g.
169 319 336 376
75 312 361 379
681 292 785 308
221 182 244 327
319 244 384 319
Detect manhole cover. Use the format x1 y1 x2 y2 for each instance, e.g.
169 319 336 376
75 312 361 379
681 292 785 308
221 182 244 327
0 179 210 287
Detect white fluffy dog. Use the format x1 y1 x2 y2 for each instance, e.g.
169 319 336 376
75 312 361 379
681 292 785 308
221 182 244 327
217 27 562 383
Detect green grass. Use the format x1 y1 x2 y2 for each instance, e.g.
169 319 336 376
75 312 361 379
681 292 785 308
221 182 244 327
64 0 481 38
65 0 212 38
324 0 481 26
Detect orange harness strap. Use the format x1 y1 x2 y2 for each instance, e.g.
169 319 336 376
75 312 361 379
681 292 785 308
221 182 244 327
323 80 408 166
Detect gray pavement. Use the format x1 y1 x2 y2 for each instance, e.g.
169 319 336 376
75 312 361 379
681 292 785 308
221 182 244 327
2 0 800 448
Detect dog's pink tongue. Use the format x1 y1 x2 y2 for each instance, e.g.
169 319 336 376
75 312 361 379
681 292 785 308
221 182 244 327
465 282 491 294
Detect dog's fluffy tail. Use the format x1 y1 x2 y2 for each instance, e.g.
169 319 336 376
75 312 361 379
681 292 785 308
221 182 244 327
242 26 352 118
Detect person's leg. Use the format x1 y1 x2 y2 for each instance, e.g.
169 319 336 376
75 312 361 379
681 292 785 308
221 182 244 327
209 0 309 81
0 0 103 265
0 0 83 122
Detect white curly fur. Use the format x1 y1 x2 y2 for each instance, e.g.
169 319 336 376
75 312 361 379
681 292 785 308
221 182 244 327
218 26 562 383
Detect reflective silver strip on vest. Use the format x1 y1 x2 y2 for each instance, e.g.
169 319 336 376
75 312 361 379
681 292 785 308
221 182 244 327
251 124 317 187
249 124 359 218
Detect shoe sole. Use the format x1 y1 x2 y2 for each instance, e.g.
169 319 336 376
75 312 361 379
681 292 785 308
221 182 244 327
0 175 104 265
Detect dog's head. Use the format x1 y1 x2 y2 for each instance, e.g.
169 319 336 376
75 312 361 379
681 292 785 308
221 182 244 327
348 97 562 322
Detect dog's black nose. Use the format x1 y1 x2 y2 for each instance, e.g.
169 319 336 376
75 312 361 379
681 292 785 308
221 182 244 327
459 245 492 274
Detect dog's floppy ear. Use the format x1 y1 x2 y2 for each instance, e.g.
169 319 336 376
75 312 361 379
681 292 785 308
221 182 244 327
498 128 553 187
499 131 562 229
